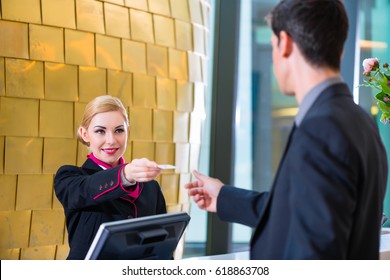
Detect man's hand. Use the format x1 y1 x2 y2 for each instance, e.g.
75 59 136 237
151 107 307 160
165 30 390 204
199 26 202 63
184 170 224 213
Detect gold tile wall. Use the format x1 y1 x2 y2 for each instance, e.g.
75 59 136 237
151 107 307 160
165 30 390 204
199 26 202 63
0 0 211 260
16 175 54 210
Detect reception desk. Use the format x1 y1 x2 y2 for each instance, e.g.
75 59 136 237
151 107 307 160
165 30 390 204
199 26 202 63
187 227 390 260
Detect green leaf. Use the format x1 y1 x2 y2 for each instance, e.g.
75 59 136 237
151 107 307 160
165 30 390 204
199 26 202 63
377 99 390 114
374 72 390 94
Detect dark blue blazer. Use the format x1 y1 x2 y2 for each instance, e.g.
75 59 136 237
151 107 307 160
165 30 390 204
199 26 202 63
55 159 167 260
218 83 388 259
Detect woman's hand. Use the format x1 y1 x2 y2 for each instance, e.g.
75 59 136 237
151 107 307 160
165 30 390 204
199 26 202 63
123 158 161 182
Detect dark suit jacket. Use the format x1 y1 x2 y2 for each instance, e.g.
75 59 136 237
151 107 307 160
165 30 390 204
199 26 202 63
217 83 388 259
54 159 167 260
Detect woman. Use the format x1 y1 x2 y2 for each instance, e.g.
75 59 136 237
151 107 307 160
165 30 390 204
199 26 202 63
54 95 167 260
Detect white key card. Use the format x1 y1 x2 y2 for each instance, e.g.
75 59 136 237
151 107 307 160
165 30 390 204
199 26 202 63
157 164 176 169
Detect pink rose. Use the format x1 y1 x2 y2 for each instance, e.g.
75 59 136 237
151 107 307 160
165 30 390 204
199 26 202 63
362 57 379 72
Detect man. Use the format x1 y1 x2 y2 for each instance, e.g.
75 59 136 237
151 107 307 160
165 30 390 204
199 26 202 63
185 0 388 259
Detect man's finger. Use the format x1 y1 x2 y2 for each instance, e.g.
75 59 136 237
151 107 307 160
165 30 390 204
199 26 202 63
193 170 211 183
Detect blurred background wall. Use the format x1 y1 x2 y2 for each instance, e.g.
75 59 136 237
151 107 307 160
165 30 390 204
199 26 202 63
0 0 211 260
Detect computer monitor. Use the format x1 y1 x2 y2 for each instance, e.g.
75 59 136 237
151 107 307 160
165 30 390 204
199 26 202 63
85 212 191 260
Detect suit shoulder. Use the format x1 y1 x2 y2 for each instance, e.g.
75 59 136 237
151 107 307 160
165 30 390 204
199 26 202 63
55 165 83 178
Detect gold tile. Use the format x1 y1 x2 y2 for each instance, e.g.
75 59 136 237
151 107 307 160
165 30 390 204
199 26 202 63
1 0 41 24
0 210 32 249
201 2 210 29
52 190 63 209
0 248 20 260
29 209 65 247
55 244 70 260
189 0 203 25
132 141 155 161
39 100 74 138
0 20 29 59
103 0 124 5
193 82 206 114
156 78 176 110
108 70 132 107
181 202 190 213
43 138 77 174
147 44 168 78
29 24 64 63
21 245 56 260
193 24 205 55
5 58 44 99
175 143 189 173
65 29 95 67
125 0 148 10
204 30 210 56
188 52 202 82
148 0 171 16
202 56 208 85
123 139 132 162
153 110 173 142
174 112 189 143
133 73 156 108
0 137 4 174
169 49 188 80
63 223 69 244
161 174 179 204
155 174 162 185
178 173 191 203
16 175 53 210
0 175 17 211
129 108 152 140
44 63 78 101
76 0 105 34
166 203 181 213
0 97 39 136
0 58 4 96
74 102 87 131
189 112 202 144
96 34 122 70
176 81 193 112
5 137 43 174
175 20 193 51
104 3 130 39
79 66 107 102
155 142 175 166
77 141 90 166
130 9 154 43
153 15 175 48
189 143 200 171
170 0 190 21
41 0 76 29
122 39 146 73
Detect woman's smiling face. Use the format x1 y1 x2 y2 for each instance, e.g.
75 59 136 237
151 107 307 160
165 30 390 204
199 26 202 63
79 110 128 167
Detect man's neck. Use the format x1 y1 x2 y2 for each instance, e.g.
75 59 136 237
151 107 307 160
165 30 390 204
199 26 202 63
294 67 340 104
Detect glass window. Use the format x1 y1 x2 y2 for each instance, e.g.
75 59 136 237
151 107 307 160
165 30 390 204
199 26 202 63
358 0 390 226
184 0 390 258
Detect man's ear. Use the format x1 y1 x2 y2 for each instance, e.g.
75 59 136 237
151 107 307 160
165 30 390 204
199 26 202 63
79 127 89 144
279 30 293 57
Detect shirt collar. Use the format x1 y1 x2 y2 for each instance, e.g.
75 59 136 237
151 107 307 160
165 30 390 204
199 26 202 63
295 76 344 126
87 153 124 169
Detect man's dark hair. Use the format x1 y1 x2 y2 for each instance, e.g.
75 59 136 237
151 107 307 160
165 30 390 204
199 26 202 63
266 0 348 70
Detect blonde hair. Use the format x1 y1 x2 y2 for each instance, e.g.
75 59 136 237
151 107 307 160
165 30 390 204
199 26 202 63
77 95 129 146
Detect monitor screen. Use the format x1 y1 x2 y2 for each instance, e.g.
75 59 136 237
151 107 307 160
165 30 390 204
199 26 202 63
85 212 191 260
